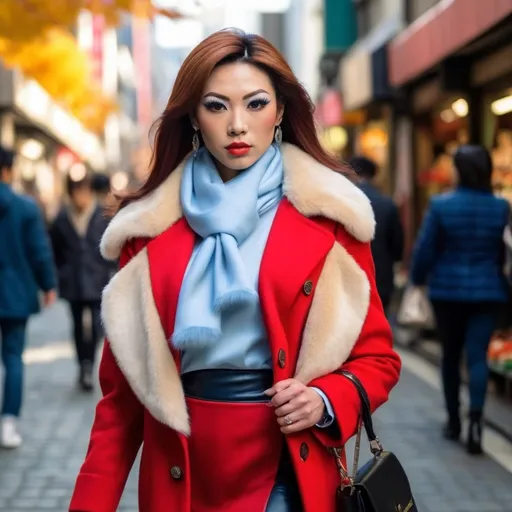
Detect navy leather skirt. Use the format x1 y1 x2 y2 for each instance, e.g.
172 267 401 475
182 369 303 511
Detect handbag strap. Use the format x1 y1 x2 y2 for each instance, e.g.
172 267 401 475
330 370 384 488
334 370 383 455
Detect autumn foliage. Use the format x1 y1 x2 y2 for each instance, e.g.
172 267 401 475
0 1 181 133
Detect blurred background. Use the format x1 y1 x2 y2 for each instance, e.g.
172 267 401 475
0 1 512 511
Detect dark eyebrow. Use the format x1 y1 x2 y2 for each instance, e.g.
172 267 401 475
203 89 270 101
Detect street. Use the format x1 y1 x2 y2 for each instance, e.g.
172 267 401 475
0 302 511 511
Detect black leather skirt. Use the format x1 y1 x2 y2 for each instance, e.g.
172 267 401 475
182 369 303 511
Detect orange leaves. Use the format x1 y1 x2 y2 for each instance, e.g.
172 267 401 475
0 29 115 133
0 1 184 133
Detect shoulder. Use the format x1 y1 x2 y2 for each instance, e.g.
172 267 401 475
493 196 510 213
16 193 42 219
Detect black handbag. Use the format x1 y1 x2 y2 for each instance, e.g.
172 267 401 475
331 370 418 512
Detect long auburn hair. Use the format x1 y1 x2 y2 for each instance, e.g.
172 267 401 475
119 29 349 209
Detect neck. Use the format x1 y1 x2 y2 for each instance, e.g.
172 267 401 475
212 157 241 183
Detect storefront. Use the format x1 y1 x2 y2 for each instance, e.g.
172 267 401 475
388 0 512 220
473 43 512 202
339 15 401 194
0 67 107 220
388 0 512 394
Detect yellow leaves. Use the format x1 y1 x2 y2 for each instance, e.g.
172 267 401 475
0 1 174 41
0 29 115 133
0 0 183 133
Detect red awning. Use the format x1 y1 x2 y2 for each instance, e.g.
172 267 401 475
388 0 512 87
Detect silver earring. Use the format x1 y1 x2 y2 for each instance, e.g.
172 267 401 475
192 130 200 155
274 125 282 146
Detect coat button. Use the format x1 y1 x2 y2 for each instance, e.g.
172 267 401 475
300 443 309 461
170 466 183 480
303 280 313 296
278 349 286 368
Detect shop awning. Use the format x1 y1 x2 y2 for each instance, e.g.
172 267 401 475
340 15 402 111
388 0 512 87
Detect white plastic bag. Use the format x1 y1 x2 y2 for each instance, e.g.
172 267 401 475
396 285 435 329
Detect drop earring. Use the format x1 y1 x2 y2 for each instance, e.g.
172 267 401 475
274 125 282 146
192 130 200 156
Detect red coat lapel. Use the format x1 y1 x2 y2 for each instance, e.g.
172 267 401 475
147 218 195 363
145 199 336 376
259 199 336 374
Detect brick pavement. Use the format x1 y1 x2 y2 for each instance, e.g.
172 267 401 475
0 302 510 511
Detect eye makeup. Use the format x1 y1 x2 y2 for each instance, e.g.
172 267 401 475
203 99 227 112
247 97 271 110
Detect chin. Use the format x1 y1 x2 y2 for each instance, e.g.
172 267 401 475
220 155 259 171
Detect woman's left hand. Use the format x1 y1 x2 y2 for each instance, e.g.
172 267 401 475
264 379 325 434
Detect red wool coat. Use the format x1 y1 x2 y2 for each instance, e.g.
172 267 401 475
70 143 401 512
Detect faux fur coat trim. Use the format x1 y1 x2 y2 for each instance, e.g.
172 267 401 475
101 143 375 261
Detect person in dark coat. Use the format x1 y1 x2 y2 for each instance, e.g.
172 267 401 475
0 147 56 448
411 145 510 455
50 172 112 392
349 156 404 311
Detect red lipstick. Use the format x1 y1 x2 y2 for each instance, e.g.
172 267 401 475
225 142 251 156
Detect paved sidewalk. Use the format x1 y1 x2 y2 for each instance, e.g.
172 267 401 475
0 302 510 511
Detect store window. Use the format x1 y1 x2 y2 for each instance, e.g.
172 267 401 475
483 88 512 202
354 106 391 194
414 96 469 222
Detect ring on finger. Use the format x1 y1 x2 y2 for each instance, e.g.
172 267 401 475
284 415 293 426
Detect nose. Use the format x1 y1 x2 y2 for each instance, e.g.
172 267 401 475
228 107 248 136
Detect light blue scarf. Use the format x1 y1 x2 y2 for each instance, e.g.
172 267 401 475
172 144 284 349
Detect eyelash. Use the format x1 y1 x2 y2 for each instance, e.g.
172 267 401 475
203 98 271 112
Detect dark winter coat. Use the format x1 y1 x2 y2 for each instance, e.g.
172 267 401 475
49 205 113 302
0 183 56 319
359 181 404 301
411 187 509 303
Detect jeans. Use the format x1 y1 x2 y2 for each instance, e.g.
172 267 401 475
432 301 499 415
0 318 27 417
69 300 102 365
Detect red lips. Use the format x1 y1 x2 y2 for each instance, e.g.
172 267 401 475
226 142 251 149
226 142 251 156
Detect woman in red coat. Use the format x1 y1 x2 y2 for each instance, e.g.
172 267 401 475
70 29 401 512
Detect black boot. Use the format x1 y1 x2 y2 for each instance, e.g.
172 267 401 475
79 361 94 392
467 411 483 455
443 415 461 441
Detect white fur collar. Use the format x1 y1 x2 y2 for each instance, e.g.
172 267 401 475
101 143 375 260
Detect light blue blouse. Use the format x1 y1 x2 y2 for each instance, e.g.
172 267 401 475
179 203 277 373
179 201 335 427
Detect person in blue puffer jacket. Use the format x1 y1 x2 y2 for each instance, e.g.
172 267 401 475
411 144 510 455
0 147 57 449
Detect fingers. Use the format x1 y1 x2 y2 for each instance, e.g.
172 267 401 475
276 405 312 427
264 379 295 398
279 418 311 435
274 394 308 418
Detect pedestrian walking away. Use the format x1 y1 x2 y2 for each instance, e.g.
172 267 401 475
349 156 404 312
411 144 510 455
50 172 114 392
70 29 401 512
0 146 57 449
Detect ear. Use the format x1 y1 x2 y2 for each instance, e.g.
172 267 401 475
189 114 198 131
276 103 285 126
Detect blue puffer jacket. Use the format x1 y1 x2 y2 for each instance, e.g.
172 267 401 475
0 183 56 318
411 187 510 303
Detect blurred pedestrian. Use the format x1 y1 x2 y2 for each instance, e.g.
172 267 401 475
70 30 400 512
349 156 404 311
91 173 115 213
411 145 509 455
49 173 111 392
0 147 57 448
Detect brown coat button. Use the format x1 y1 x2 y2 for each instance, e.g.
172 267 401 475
300 443 309 461
278 349 286 368
303 280 313 296
170 466 183 480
